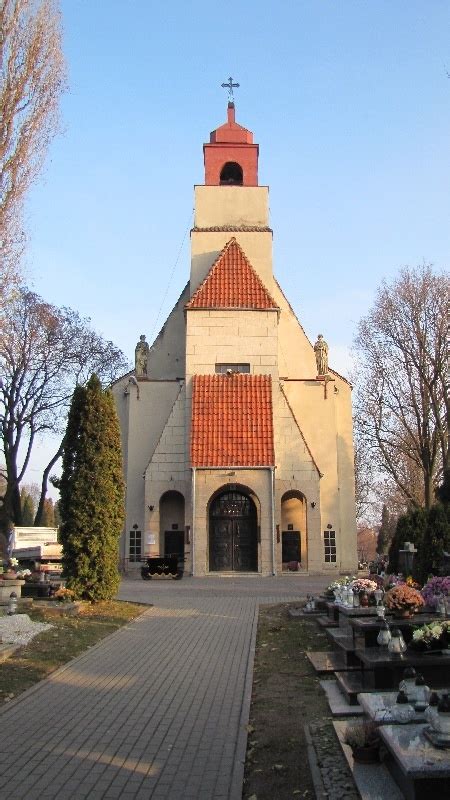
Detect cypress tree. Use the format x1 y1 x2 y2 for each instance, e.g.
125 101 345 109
59 375 125 600
377 505 393 554
21 491 35 526
42 498 55 527
416 503 450 583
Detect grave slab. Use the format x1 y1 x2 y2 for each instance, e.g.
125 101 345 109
380 723 450 800
333 720 404 800
307 650 360 674
320 679 364 716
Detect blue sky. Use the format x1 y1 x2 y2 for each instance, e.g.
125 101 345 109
23 0 450 491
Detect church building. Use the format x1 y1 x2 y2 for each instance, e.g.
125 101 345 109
112 101 358 577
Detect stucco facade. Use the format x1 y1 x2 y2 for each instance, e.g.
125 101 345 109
112 103 358 577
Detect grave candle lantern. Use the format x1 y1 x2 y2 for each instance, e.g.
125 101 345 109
388 628 407 657
7 591 18 615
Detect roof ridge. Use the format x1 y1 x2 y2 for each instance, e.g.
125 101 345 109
186 238 279 310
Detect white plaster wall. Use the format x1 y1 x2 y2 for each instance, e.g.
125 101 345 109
334 381 358 572
144 282 189 379
281 378 357 574
113 380 182 560
273 386 322 572
194 186 269 228
144 386 191 566
271 280 317 378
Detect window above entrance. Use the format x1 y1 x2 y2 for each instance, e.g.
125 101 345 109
215 363 250 374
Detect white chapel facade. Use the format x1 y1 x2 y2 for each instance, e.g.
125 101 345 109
112 102 358 577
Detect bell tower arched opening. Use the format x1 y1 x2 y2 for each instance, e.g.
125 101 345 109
220 161 243 185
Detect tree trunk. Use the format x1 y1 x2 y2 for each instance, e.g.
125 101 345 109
34 446 63 526
424 473 434 510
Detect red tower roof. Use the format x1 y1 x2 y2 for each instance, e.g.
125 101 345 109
186 238 278 310
203 103 259 186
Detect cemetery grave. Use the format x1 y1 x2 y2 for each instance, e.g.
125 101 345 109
305 573 450 800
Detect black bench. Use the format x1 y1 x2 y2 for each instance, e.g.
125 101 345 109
140 556 183 580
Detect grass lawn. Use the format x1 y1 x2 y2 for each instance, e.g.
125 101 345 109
243 603 340 799
0 600 147 705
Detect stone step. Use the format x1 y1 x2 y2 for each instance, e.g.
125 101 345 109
316 615 339 628
306 651 360 674
332 720 404 800
325 629 362 666
319 679 364 717
335 670 376 706
288 607 322 619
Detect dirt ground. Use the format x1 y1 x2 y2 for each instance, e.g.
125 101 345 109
242 603 336 799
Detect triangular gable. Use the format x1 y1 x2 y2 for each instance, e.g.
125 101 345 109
186 238 279 310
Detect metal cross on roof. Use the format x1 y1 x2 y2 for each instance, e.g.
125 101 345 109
221 76 240 102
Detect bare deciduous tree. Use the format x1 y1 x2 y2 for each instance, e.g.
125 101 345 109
0 0 65 300
353 436 375 523
353 264 448 510
0 289 129 536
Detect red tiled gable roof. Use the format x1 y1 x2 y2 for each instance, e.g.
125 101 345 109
186 238 279 310
191 374 275 467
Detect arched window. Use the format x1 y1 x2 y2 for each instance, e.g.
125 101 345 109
220 162 243 185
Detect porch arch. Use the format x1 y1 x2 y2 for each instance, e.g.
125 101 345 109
281 490 307 570
159 490 185 561
208 485 259 572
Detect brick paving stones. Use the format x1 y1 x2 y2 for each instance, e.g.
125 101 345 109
0 575 327 799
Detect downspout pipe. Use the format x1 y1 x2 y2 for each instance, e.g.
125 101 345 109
191 467 196 576
271 467 276 576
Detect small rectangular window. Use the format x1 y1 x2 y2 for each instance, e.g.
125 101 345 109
215 363 250 374
129 529 142 562
324 530 336 562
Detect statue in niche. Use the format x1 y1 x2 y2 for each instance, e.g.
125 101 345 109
314 334 329 376
135 334 149 378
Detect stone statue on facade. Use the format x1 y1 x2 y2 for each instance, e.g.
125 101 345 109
314 334 329 376
135 334 149 378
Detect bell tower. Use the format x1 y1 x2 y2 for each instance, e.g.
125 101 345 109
203 102 259 186
191 100 272 294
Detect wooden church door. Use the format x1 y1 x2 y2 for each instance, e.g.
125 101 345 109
209 491 257 572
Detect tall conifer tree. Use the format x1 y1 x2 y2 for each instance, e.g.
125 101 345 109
59 375 125 600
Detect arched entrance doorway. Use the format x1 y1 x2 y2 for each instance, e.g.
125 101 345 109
281 491 307 570
159 491 185 565
209 490 258 572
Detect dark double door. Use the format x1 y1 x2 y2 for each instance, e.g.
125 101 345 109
209 491 258 572
164 530 185 567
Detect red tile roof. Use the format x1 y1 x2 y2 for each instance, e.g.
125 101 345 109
191 373 275 467
186 238 278 310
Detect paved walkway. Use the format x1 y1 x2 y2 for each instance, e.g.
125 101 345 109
0 575 328 799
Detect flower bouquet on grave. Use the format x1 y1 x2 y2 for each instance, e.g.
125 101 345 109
2 558 20 579
409 620 450 654
421 576 450 611
325 575 355 600
385 585 424 618
344 720 381 763
52 587 76 604
350 577 379 607
16 568 32 579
